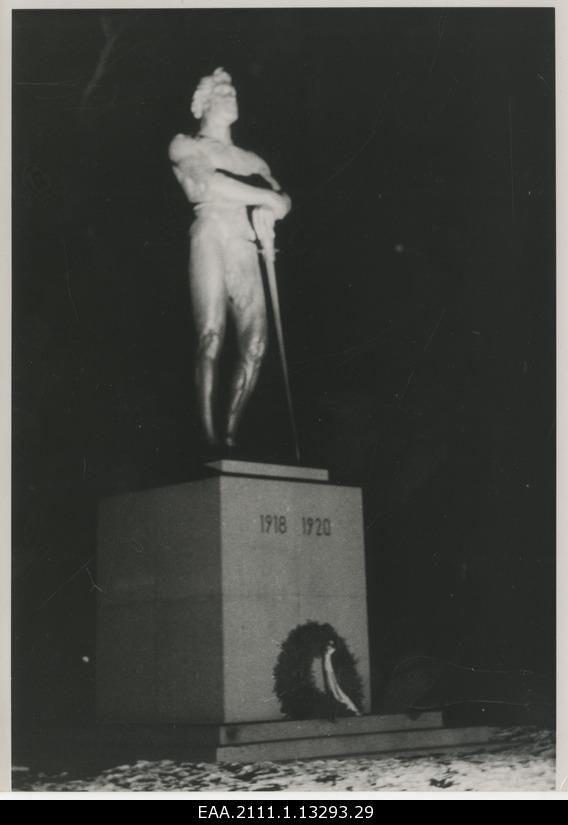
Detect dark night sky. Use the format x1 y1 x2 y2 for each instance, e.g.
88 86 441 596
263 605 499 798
12 8 555 726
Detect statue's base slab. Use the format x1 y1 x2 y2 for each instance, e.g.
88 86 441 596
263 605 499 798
21 715 499 766
205 459 329 481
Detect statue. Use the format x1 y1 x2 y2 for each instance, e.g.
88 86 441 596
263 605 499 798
169 68 292 450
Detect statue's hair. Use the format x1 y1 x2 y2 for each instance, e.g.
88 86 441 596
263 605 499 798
191 67 233 120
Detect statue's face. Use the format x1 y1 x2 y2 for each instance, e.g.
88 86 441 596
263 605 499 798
206 81 238 124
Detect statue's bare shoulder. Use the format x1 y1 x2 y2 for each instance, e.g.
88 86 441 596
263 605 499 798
168 133 217 200
169 133 203 164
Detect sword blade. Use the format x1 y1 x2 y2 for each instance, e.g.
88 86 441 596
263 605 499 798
261 246 301 462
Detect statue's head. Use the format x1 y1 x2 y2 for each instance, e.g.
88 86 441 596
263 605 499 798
191 67 238 125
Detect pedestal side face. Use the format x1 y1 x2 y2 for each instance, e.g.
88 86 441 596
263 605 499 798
96 481 224 722
219 477 370 722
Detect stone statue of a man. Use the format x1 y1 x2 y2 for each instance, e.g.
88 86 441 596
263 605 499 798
169 68 291 449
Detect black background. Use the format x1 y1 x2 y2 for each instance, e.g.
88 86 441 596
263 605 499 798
12 8 555 729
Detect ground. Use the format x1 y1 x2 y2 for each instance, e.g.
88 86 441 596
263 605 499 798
12 727 555 793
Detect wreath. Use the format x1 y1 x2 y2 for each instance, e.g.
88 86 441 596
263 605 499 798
273 621 365 720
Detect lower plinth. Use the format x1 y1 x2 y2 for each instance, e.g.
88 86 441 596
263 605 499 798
25 714 498 765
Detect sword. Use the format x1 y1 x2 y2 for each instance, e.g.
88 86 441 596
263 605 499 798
253 208 301 462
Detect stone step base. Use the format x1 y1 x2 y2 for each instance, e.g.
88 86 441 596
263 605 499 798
93 712 444 747
192 724 496 762
23 714 497 765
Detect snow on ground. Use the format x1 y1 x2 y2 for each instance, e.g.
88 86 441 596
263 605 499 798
13 727 554 793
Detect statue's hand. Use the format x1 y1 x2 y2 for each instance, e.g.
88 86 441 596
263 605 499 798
265 191 291 220
277 192 292 216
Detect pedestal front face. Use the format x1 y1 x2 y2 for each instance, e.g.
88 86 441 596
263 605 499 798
219 476 370 722
96 468 371 724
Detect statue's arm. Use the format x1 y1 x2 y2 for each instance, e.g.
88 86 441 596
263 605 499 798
206 174 289 217
169 135 289 217
169 134 215 202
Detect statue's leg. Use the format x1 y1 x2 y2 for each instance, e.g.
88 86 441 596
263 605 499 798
189 226 227 447
225 244 268 447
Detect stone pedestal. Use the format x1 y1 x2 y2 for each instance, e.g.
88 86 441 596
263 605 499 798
96 462 371 724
